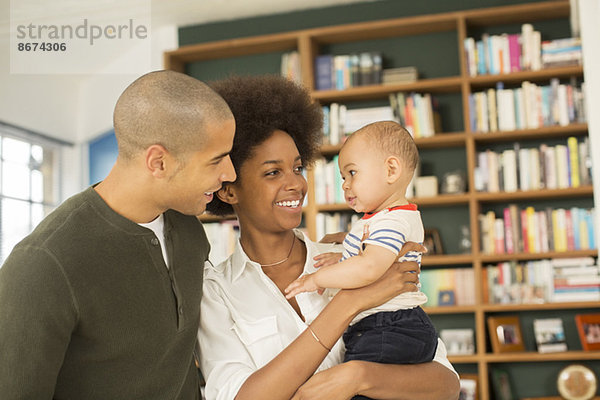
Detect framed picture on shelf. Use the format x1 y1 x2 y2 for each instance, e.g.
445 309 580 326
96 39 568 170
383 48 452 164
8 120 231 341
440 328 475 355
459 373 478 400
491 369 515 400
533 318 568 353
487 315 525 353
575 314 600 351
423 228 443 255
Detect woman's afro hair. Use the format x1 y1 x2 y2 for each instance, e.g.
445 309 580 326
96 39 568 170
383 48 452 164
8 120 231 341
206 75 323 216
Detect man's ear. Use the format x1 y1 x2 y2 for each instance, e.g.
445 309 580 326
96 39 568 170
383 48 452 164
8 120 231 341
216 184 238 205
146 144 170 178
385 155 402 183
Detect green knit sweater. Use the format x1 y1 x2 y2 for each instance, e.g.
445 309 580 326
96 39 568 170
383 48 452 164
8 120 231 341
0 187 207 399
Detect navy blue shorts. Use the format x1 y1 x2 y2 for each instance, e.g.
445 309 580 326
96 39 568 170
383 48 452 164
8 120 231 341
343 307 438 400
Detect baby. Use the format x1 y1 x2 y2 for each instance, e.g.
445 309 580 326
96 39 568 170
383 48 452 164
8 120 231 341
285 120 437 365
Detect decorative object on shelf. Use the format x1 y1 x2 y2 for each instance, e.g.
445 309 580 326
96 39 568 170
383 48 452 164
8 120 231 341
533 318 568 353
491 368 515 400
459 373 478 400
458 225 472 254
423 228 443 255
556 364 597 400
415 176 438 197
487 315 525 353
575 313 600 351
438 290 456 306
440 328 475 355
441 170 467 194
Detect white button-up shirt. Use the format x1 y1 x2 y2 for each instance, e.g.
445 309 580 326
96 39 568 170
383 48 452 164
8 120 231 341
198 229 457 400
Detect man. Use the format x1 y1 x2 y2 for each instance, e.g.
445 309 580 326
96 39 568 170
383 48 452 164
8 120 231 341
0 70 236 399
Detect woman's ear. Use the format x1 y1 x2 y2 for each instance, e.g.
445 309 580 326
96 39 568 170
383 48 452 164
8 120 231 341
385 156 403 183
216 184 238 205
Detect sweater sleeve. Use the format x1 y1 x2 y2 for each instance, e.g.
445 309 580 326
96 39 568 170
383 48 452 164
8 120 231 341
0 245 78 399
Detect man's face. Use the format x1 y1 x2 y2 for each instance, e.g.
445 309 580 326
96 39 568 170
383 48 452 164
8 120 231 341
166 118 236 216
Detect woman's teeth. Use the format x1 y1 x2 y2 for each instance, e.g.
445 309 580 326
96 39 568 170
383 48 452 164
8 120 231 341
276 200 300 207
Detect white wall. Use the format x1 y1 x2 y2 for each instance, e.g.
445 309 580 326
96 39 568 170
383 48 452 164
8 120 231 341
579 0 600 250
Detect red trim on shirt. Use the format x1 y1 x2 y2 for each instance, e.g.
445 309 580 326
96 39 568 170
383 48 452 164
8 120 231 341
361 203 418 220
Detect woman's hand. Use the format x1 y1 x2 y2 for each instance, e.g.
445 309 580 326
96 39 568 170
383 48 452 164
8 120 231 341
318 232 347 244
313 252 343 268
291 362 362 400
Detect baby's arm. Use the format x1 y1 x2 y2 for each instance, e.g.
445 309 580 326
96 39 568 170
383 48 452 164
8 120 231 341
285 245 397 298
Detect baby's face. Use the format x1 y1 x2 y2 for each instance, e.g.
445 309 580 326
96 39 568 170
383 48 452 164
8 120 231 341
338 136 390 213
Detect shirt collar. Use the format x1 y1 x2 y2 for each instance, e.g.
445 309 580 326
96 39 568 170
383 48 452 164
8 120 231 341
362 203 417 220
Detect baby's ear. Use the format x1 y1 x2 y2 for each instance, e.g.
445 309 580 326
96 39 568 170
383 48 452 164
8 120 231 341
216 184 238 205
385 155 402 183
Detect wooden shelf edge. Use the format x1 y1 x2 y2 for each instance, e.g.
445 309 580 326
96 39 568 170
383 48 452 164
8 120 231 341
475 185 594 202
478 249 598 263
472 123 588 142
482 300 600 312
485 350 600 362
469 65 583 87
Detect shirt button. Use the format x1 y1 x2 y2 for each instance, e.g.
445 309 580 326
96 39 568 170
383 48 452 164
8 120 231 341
151 238 159 246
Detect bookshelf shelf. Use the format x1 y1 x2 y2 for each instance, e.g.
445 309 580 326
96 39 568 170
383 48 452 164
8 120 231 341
475 185 594 203
478 249 598 263
482 301 600 312
310 76 463 102
468 65 584 88
319 131 468 156
422 253 474 266
472 123 588 143
167 1 596 399
485 351 600 363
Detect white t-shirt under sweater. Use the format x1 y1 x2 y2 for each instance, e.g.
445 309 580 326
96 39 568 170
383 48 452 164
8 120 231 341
342 204 427 324
139 214 169 269
198 229 456 400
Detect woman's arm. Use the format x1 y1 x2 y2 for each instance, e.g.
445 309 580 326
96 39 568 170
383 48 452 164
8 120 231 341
234 260 421 400
293 358 460 400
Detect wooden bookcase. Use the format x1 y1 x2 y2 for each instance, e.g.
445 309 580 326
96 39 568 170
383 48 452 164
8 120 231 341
165 1 599 398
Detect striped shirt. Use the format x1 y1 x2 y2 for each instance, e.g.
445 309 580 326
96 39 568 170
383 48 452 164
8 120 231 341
342 205 428 324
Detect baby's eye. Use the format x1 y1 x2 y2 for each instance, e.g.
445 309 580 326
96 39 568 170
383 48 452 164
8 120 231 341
349 170 356 176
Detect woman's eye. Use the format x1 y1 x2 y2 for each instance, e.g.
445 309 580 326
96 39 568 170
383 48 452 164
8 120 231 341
294 165 305 174
265 170 279 176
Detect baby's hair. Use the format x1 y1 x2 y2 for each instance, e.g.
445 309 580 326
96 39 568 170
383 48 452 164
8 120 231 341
352 121 419 173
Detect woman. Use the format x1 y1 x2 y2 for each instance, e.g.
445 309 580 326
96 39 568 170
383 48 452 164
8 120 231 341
199 75 460 400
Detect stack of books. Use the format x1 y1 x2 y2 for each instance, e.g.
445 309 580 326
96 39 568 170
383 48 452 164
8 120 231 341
388 92 442 138
382 66 418 85
484 257 600 304
541 37 582 68
321 104 394 145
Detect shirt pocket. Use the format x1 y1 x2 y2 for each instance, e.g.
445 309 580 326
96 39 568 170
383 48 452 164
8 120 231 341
231 315 283 368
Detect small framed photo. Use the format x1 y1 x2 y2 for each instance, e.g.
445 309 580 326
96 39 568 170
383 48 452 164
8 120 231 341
438 289 456 306
487 315 525 353
459 373 478 400
533 318 568 353
440 329 475 356
424 228 443 255
491 369 515 400
575 313 600 351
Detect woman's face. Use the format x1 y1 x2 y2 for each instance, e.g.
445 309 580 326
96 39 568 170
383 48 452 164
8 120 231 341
229 129 307 233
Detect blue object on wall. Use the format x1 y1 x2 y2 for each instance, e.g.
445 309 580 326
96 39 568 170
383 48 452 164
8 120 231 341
89 130 117 185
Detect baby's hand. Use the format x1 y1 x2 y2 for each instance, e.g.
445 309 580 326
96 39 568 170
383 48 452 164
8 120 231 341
313 252 342 268
284 273 321 299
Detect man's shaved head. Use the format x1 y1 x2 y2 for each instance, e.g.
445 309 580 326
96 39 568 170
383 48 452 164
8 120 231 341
113 70 233 160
